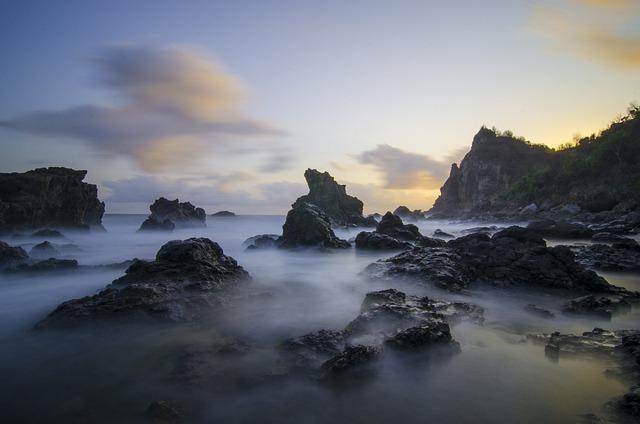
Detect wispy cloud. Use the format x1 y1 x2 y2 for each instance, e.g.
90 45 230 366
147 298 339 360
1 44 284 171
531 0 640 69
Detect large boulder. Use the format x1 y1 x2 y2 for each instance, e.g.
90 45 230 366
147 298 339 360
393 206 425 221
138 197 206 231
0 167 104 231
36 238 249 327
280 202 350 249
354 231 412 250
364 226 628 294
293 169 376 227
0 241 28 268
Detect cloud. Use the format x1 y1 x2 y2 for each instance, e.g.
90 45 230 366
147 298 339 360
259 152 295 173
0 44 284 171
531 1 640 69
356 144 452 190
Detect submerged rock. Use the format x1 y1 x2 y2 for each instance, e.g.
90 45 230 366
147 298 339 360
31 229 65 238
280 203 349 249
243 234 280 250
292 169 376 227
364 226 626 294
0 167 105 231
562 295 632 320
320 345 383 377
527 219 593 239
385 322 460 352
36 238 250 328
524 304 555 319
354 231 412 250
29 241 61 258
138 197 206 231
6 258 78 273
211 210 235 217
433 229 454 239
0 241 28 268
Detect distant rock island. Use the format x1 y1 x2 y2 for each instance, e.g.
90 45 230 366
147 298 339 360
0 167 104 232
430 106 640 222
211 210 236 217
139 197 206 231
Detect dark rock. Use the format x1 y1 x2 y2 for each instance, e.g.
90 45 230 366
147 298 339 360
376 212 422 241
36 238 249 327
6 258 78 273
524 304 555 319
0 241 28 268
211 210 235 217
320 345 382 376
527 219 593 239
614 386 640 418
139 197 206 231
354 231 412 250
216 340 252 356
433 229 454 238
31 229 65 238
243 234 280 250
393 206 425 221
385 322 460 352
460 225 501 235
591 232 637 244
139 217 175 232
0 167 104 231
572 243 640 272
279 203 349 249
145 400 181 424
563 295 632 320
280 329 349 369
364 226 622 294
292 169 375 227
29 241 61 258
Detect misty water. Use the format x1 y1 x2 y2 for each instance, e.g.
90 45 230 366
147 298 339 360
1 215 639 423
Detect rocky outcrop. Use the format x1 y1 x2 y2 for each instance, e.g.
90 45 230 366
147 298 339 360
36 238 249 328
354 213 444 251
354 231 412 250
138 198 206 231
0 167 104 231
364 226 631 294
29 241 60 258
524 304 555 319
376 212 422 241
242 234 280 250
527 219 593 239
562 295 632 320
393 206 425 221
572 242 640 272
0 241 28 268
279 203 350 249
211 211 235 217
6 258 78 273
293 169 376 227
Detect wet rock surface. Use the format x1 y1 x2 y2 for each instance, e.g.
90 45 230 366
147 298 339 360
0 241 28 268
242 234 280 250
6 258 79 273
354 231 412 250
0 167 105 232
572 242 640 272
562 295 633 320
364 226 629 294
138 197 206 231
354 213 444 251
527 219 594 239
293 169 376 227
36 238 250 328
279 202 350 249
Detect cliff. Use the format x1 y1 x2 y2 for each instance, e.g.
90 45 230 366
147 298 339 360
0 167 105 231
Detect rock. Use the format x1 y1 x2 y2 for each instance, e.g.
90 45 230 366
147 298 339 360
0 241 28 268
354 231 412 250
524 304 555 319
145 400 181 424
393 206 425 221
591 232 638 244
320 344 383 377
460 225 501 235
31 229 65 238
376 212 422 241
279 202 350 249
558 203 581 215
138 217 175 232
138 197 206 231
364 226 623 294
385 323 460 352
35 238 250 328
527 219 593 239
279 329 349 369
292 169 375 227
243 234 280 250
29 241 61 258
519 203 538 215
0 167 105 231
562 295 632 320
6 258 78 273
613 386 640 418
572 243 640 272
433 229 454 238
211 210 235 217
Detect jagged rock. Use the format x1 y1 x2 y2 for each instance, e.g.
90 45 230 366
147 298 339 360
0 241 28 267
29 241 61 258
385 323 460 352
279 329 349 369
376 212 422 241
562 295 632 320
320 345 382 377
591 232 638 245
31 229 65 238
138 198 206 231
139 217 175 232
433 229 454 238
364 226 625 294
354 231 412 250
211 210 235 217
572 243 640 272
292 169 376 227
393 206 425 221
6 258 78 273
280 203 349 249
524 304 555 319
243 234 280 250
527 219 594 239
0 167 105 231
144 400 181 424
35 238 249 328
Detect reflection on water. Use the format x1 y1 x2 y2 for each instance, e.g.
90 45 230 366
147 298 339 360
0 214 637 423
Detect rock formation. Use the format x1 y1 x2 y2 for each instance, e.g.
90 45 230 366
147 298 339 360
279 202 350 249
36 238 249 327
0 241 28 268
293 169 376 227
211 210 235 217
393 206 425 221
355 212 444 250
138 197 206 231
0 167 104 231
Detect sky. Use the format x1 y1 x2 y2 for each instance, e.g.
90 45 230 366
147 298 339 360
0 0 639 214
